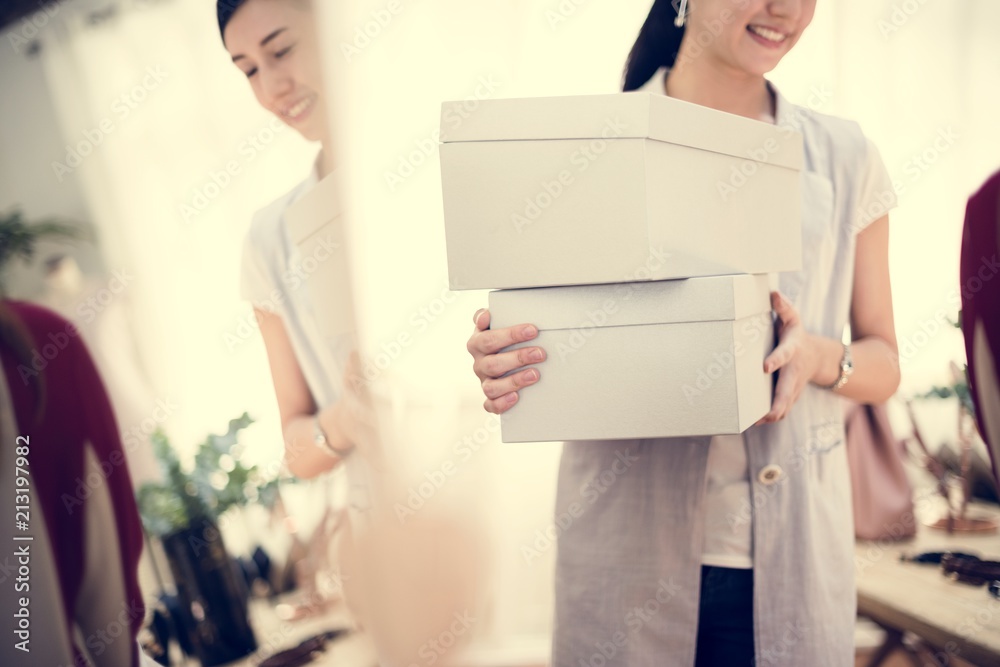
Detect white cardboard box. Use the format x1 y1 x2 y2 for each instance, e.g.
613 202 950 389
440 93 803 290
489 274 775 442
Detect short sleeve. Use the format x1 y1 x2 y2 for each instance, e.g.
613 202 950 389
850 137 897 235
239 226 280 314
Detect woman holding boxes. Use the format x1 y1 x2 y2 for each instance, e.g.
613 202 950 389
467 0 900 665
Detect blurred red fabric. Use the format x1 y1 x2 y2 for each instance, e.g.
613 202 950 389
961 170 1000 487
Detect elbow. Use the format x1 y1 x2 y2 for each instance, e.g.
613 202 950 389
869 345 901 404
872 366 901 404
888 365 901 398
884 341 902 399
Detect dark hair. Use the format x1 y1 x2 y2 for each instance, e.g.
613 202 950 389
0 301 45 425
622 0 686 92
217 0 249 41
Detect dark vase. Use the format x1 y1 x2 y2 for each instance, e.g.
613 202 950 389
161 517 257 666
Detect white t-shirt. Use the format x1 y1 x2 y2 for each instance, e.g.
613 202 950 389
240 161 340 408
702 434 754 568
240 158 370 510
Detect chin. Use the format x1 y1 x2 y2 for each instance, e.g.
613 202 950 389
737 55 783 77
299 126 325 143
276 117 319 143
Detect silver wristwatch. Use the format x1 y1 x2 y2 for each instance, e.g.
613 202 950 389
824 343 854 391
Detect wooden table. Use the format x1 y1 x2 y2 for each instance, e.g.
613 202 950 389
855 498 1000 666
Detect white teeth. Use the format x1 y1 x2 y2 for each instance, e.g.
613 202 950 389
285 97 312 119
749 25 786 42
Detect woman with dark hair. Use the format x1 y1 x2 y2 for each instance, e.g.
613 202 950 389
0 299 149 666
467 1 901 665
219 0 364 480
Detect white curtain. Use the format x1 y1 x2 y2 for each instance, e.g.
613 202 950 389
39 0 319 470
40 0 1000 652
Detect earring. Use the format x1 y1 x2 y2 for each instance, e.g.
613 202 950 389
673 0 689 28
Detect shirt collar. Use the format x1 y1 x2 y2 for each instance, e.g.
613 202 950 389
647 67 794 129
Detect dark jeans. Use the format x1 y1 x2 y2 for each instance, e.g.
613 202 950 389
695 565 755 667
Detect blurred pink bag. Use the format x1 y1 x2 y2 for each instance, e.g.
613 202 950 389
844 402 917 541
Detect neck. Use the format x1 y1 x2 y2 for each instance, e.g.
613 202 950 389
664 49 774 123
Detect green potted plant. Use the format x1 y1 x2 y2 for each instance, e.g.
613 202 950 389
137 413 272 666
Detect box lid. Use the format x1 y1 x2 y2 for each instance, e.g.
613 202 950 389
489 274 772 331
439 93 802 170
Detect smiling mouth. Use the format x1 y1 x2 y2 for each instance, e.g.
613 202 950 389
747 24 788 45
282 94 316 121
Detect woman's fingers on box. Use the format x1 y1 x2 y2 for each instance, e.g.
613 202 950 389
474 347 546 381
484 391 519 415
759 365 806 423
473 308 491 331
470 323 539 357
482 367 540 400
770 290 798 325
763 341 794 373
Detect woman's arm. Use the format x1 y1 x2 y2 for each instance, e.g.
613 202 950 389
812 214 900 402
255 307 353 478
760 215 900 422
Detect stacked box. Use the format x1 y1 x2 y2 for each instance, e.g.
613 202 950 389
439 93 802 442
489 275 774 442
